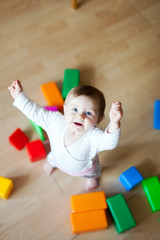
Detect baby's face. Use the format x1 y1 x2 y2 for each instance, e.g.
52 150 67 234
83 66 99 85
64 95 100 134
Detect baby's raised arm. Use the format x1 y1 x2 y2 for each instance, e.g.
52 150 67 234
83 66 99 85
8 80 23 100
108 101 123 133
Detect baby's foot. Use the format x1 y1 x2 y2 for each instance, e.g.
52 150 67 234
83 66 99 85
86 178 98 191
43 162 54 175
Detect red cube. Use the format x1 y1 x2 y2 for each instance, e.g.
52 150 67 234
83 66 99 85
9 128 29 150
26 140 46 162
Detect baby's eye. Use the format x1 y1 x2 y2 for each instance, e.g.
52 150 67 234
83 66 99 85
72 107 78 112
86 111 92 117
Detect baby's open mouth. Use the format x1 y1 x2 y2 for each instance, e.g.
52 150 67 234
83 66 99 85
74 122 83 126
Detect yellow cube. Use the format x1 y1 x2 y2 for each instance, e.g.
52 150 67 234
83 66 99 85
0 176 14 199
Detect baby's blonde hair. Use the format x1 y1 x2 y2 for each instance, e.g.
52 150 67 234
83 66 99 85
65 85 106 123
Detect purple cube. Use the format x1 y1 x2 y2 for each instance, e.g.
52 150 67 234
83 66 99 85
44 106 58 112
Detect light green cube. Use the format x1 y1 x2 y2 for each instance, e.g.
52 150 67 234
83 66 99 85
62 69 80 99
107 194 136 233
29 120 45 141
142 176 160 212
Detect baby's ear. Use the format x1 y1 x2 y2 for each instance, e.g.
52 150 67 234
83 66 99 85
63 103 66 114
97 115 104 125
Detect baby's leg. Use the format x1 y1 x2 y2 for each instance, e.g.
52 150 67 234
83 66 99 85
86 178 98 191
43 162 55 175
85 156 101 190
43 151 57 175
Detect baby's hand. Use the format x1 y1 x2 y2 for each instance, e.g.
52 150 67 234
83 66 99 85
109 101 123 124
8 80 23 100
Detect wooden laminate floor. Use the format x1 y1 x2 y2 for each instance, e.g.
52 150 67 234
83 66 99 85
0 0 160 239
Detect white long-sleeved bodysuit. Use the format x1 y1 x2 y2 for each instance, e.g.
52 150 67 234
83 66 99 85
13 93 121 178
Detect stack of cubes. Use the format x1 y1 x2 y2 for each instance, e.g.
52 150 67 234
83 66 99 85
70 191 108 234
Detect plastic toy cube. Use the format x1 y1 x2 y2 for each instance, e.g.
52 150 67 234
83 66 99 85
71 191 107 213
119 166 143 191
154 100 160 129
29 120 45 141
70 209 108 234
70 191 108 234
41 82 64 110
142 176 160 212
107 194 136 233
9 128 29 150
26 139 46 162
0 176 14 199
44 106 58 111
62 69 80 99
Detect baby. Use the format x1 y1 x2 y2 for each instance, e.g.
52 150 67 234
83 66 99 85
8 80 123 190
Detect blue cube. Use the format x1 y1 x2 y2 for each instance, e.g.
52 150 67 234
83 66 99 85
119 166 143 191
154 100 160 129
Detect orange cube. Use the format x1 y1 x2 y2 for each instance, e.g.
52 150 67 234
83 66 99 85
71 191 107 213
70 209 108 234
41 82 64 110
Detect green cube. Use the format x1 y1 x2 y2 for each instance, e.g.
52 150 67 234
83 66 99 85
62 69 80 99
142 176 160 212
107 194 136 233
29 120 45 141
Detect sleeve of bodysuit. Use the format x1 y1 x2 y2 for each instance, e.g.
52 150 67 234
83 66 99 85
13 92 59 132
91 125 121 153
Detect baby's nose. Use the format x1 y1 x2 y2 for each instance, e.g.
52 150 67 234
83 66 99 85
80 112 85 120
